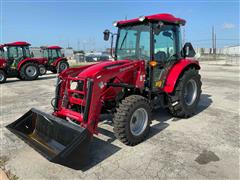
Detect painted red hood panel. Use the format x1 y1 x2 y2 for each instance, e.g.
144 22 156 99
24 57 47 63
77 60 131 78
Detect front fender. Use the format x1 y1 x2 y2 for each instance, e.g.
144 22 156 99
162 59 200 93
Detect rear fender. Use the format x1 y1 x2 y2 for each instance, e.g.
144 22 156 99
52 58 68 67
17 58 44 71
162 59 200 93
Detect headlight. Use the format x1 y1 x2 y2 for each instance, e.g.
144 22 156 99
98 81 105 89
70 81 78 90
2 63 6 67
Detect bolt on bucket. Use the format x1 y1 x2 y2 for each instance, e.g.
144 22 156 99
6 108 92 169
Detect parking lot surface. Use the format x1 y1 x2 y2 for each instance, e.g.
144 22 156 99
0 63 239 179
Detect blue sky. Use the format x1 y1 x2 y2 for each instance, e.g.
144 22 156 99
0 0 239 50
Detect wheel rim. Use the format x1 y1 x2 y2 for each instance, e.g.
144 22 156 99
59 62 67 71
184 79 197 106
26 66 37 77
130 108 148 136
39 66 46 75
0 73 4 81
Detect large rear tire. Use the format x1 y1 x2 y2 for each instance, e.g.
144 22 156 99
113 95 151 146
0 70 7 83
167 67 202 118
20 62 39 80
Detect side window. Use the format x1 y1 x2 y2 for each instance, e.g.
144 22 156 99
17 47 23 57
8 47 23 59
8 47 18 58
139 31 150 61
154 25 176 62
43 50 48 58
52 50 58 58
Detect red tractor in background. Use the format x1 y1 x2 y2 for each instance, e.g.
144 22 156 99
7 13 202 169
0 42 47 83
40 45 69 73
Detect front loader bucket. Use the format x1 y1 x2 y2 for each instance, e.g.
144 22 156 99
6 108 92 169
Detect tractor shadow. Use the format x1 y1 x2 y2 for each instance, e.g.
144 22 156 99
171 93 213 122
4 74 56 84
76 93 212 171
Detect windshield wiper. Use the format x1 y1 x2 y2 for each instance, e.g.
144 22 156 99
119 31 128 50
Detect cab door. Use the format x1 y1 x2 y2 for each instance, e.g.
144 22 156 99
49 49 60 65
7 46 24 69
152 24 181 89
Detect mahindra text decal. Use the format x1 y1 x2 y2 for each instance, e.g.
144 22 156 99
119 65 134 72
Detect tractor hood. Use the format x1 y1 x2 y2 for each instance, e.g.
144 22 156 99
77 60 131 78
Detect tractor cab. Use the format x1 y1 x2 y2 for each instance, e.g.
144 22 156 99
4 42 32 68
42 46 62 63
40 46 69 73
104 14 196 90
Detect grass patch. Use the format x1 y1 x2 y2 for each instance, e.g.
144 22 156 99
70 62 97 68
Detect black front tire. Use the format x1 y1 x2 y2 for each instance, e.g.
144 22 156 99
168 67 202 118
39 65 47 75
19 62 39 80
113 95 151 146
0 70 7 83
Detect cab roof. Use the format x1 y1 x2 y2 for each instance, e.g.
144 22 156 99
116 13 186 26
4 41 31 47
47 46 62 49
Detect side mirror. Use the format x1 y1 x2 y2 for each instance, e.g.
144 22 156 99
182 42 196 58
103 29 110 41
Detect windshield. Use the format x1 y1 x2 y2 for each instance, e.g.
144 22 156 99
116 24 150 61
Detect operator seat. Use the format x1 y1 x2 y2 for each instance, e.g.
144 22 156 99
153 51 167 82
154 51 167 62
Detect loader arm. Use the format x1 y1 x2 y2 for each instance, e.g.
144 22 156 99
54 60 146 134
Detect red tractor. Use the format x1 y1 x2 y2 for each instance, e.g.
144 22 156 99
0 42 47 83
7 14 202 168
40 46 69 73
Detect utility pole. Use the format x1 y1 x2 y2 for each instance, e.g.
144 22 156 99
77 40 80 50
212 26 215 54
214 33 217 54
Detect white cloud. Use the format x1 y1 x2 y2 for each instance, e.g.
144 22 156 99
223 23 235 29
